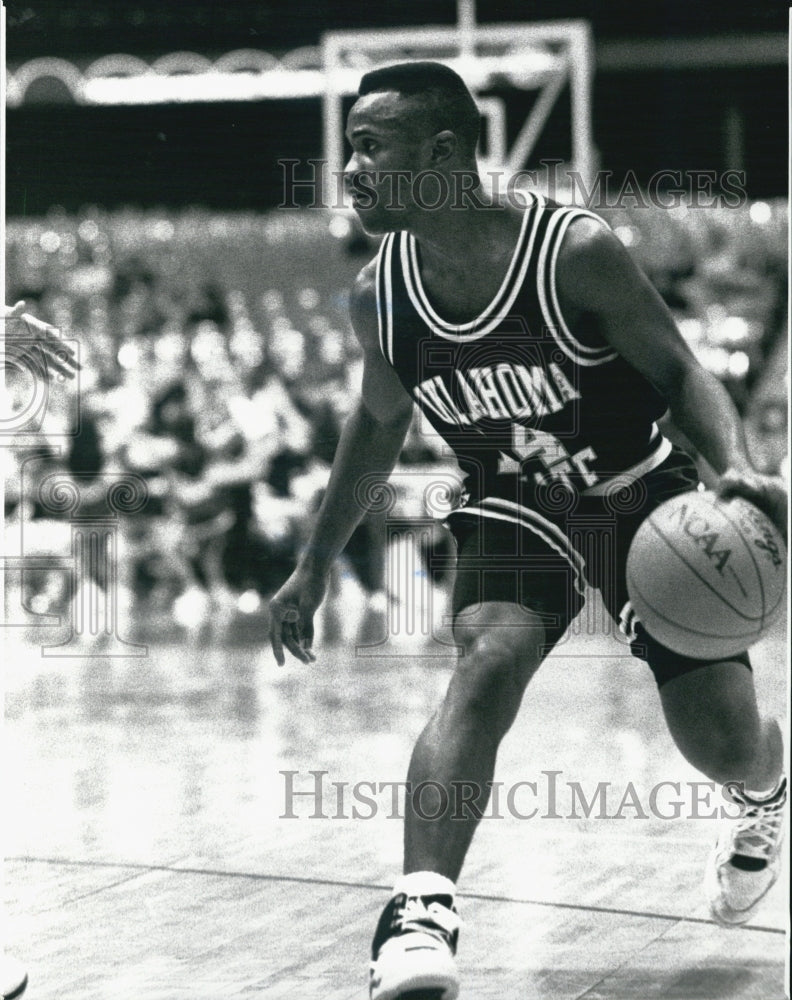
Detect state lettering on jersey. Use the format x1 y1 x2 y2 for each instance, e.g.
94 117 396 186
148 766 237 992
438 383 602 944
413 361 580 427
499 426 599 489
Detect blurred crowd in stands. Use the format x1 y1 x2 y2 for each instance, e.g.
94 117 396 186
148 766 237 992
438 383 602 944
4 199 788 644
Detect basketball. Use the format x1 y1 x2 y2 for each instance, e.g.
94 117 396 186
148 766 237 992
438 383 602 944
626 490 787 659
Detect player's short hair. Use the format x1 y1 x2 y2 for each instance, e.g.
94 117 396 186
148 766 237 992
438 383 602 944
358 61 481 156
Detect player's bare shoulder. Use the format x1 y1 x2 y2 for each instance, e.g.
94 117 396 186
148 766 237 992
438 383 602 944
557 214 625 275
556 213 644 313
349 259 379 353
349 257 413 425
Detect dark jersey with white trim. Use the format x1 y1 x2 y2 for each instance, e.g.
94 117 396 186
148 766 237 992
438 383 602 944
374 194 668 510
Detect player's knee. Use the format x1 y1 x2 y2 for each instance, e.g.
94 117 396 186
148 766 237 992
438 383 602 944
678 713 759 784
704 727 760 784
452 626 543 733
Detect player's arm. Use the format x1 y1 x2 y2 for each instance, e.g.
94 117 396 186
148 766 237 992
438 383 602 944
296 264 413 569
268 261 414 665
555 218 787 537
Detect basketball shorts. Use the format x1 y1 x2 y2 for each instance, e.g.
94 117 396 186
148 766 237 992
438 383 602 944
445 446 752 687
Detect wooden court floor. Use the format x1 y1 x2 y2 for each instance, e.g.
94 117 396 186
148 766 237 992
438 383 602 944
1 591 788 1000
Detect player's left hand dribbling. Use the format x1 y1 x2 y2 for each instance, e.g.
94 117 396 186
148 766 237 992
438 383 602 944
3 300 81 381
717 468 788 544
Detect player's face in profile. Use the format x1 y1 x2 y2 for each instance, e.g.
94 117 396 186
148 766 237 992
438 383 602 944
344 92 430 234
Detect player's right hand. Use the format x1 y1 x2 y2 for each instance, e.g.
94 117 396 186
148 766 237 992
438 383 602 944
717 468 788 545
268 569 327 665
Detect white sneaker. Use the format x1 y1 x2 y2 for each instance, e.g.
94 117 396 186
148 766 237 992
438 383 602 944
0 954 28 999
706 777 786 927
369 892 460 1000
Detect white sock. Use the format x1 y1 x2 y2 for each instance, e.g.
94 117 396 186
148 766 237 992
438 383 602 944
393 871 456 900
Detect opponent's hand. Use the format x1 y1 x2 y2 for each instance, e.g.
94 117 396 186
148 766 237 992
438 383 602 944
268 568 327 665
3 300 81 380
717 468 788 544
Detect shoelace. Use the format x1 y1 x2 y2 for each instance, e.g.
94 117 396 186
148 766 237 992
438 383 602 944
730 795 785 860
396 896 461 945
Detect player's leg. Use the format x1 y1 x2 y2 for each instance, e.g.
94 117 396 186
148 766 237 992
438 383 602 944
404 599 548 880
593 445 785 928
653 650 785 926
657 657 782 789
371 602 547 1000
612 447 785 791
613 621 785 930
370 514 579 1000
401 514 580 881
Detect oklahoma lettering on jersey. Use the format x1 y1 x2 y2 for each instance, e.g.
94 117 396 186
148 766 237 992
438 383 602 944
374 193 670 510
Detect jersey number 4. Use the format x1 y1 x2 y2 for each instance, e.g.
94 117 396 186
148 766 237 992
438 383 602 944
499 424 599 489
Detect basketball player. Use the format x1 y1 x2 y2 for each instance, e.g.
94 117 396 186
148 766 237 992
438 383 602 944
268 64 787 1000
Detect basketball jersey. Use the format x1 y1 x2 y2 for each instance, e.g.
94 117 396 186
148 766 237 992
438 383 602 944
374 193 671 516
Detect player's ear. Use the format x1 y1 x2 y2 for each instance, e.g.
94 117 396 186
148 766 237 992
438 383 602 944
429 130 457 165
